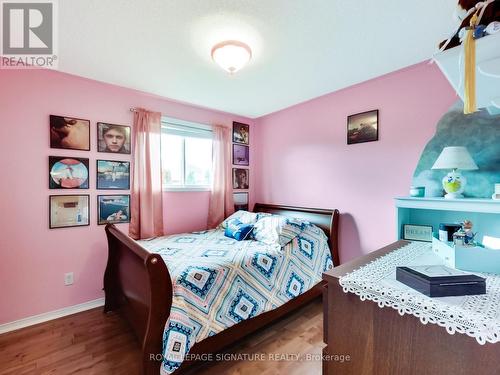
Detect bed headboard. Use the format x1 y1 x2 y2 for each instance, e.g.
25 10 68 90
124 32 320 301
253 203 340 266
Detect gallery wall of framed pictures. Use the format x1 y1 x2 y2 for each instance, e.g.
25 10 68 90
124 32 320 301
47 115 251 227
48 114 131 229
232 121 250 211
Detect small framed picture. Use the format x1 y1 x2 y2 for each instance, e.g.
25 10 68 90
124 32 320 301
403 224 433 242
96 160 130 190
50 115 90 151
49 156 89 189
97 122 131 154
347 109 379 145
233 168 249 190
233 144 249 166
233 121 249 145
234 192 249 211
49 195 90 229
97 195 130 225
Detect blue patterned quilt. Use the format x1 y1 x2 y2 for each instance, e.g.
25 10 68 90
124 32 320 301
138 223 333 374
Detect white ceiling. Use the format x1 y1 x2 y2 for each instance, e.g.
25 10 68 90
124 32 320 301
58 0 458 118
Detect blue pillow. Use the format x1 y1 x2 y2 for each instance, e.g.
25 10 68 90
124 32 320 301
224 219 254 241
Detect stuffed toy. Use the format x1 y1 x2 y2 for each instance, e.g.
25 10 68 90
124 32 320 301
439 0 500 51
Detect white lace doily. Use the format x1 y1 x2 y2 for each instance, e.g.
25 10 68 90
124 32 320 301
339 242 500 345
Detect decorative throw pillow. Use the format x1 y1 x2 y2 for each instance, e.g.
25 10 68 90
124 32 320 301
252 215 310 247
219 210 258 229
224 218 254 241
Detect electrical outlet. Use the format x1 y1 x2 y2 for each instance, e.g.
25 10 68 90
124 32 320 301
64 272 74 286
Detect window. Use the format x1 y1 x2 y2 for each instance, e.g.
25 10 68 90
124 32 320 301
161 117 213 191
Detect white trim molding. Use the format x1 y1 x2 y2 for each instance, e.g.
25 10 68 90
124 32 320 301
0 298 105 335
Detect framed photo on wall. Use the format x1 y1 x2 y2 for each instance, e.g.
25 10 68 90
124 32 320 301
347 109 379 145
234 192 249 211
49 156 89 189
233 121 249 145
96 160 130 190
50 115 90 151
233 144 249 166
97 195 130 225
49 195 90 229
97 122 131 154
233 168 249 190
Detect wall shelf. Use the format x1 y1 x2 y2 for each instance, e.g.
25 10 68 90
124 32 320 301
395 197 500 214
395 197 500 241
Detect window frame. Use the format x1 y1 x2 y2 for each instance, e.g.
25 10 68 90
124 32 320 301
161 117 213 192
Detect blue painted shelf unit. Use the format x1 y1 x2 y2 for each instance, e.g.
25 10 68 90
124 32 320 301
395 197 500 241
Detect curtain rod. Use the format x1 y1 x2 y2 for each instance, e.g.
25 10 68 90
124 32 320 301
130 108 137 112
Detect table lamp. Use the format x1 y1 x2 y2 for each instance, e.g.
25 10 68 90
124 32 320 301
431 146 478 199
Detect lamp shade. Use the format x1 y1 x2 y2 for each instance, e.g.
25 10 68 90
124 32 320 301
431 146 478 170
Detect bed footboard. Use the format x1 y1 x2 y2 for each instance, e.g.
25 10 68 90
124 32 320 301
104 224 172 375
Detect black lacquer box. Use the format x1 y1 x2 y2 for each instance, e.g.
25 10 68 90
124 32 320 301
396 265 486 297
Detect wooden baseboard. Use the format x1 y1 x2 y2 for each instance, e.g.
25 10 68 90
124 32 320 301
0 298 105 334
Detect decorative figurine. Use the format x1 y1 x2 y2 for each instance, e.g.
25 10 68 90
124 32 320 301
462 220 476 245
453 220 476 246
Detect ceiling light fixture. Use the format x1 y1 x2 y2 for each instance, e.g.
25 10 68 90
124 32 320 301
211 40 252 74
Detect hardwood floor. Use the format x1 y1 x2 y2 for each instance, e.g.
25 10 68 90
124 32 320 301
0 298 324 375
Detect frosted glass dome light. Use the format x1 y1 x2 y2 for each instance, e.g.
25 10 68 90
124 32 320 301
211 41 252 74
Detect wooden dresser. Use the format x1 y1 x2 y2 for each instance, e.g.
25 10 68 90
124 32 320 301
322 241 500 375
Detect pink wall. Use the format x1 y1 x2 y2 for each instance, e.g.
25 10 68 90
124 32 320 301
253 62 456 262
0 62 456 325
0 69 254 324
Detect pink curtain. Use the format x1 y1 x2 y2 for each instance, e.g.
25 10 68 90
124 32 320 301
207 125 234 228
129 108 164 240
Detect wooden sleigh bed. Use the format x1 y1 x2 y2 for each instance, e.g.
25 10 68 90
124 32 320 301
103 203 340 375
